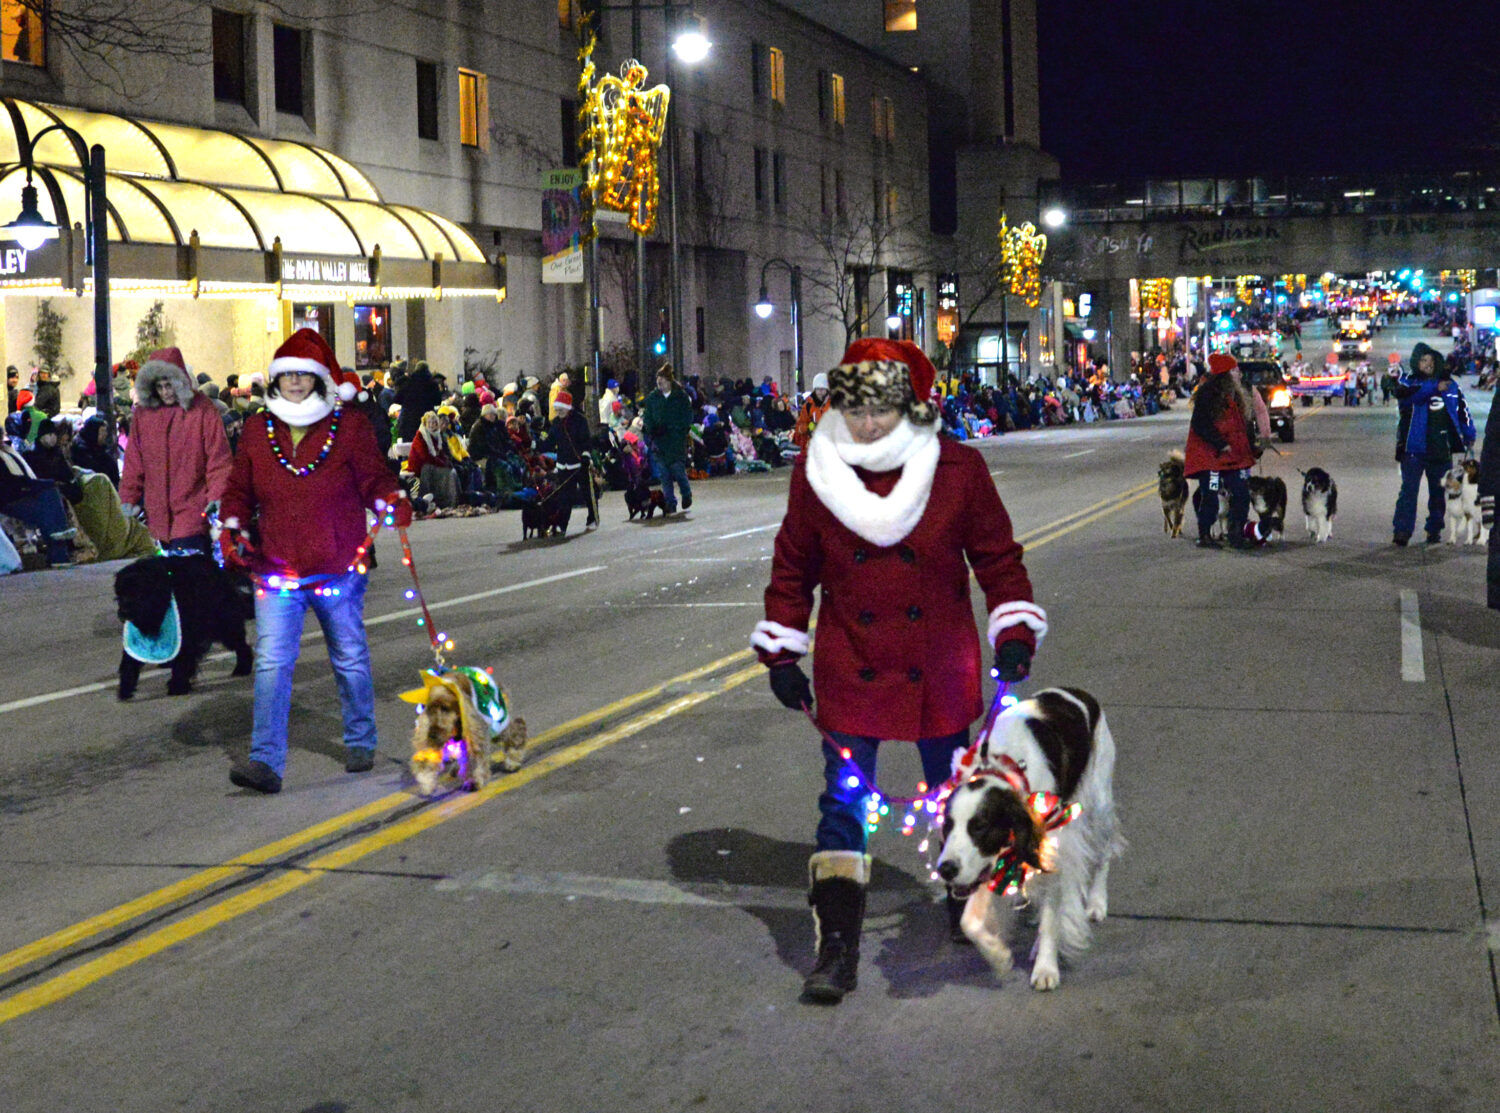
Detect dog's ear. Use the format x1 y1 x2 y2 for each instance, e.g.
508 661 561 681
991 790 1043 868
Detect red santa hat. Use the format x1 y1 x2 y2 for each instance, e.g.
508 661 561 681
1207 352 1238 376
330 366 367 403
552 390 573 412
268 328 343 397
827 337 939 423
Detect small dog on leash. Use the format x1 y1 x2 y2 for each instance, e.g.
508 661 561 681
1247 476 1288 541
1190 485 1230 541
625 482 667 521
521 479 572 539
1301 468 1338 543
401 667 527 795
1158 451 1189 537
936 688 1124 991
1444 460 1488 545
114 553 253 699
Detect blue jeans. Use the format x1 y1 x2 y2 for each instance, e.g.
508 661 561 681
3 481 72 562
1393 455 1450 538
1195 469 1250 538
818 729 969 852
250 571 378 775
651 454 691 510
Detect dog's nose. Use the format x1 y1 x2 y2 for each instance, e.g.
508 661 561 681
936 860 959 883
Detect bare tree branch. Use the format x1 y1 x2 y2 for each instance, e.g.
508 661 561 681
786 200 926 346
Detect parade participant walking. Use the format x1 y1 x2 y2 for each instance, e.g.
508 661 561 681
1392 341 1475 546
219 329 411 794
119 347 233 554
752 338 1046 1005
541 390 598 528
642 365 693 513
1184 352 1259 550
792 373 832 448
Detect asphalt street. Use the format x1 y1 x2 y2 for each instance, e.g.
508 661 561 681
2 319 1499 1112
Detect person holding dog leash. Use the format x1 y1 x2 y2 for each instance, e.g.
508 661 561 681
753 338 1046 1005
220 329 412 795
1391 341 1475 546
1184 351 1264 551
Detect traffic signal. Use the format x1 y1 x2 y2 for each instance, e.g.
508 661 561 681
653 307 668 357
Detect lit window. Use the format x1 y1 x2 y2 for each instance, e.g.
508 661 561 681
459 68 488 149
831 73 845 127
884 0 917 33
887 185 899 223
1 0 43 67
768 46 785 106
557 0 577 30
884 98 895 145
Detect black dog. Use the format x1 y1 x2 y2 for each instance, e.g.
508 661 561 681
1246 476 1288 539
624 482 666 521
114 554 253 699
520 479 573 539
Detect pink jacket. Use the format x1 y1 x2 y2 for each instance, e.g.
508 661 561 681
120 392 233 543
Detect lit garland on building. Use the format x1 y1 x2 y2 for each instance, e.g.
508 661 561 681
1138 278 1172 316
997 215 1047 309
584 59 671 236
1235 275 1262 305
576 18 599 245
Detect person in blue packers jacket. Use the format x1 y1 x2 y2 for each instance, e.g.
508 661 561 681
1392 341 1475 546
752 337 1045 1005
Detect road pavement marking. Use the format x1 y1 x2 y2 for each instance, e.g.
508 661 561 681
0 566 607 716
1060 449 1096 459
715 524 780 540
1014 481 1157 545
435 870 805 910
0 646 757 983
0 663 763 1027
1399 590 1426 682
1022 487 1158 549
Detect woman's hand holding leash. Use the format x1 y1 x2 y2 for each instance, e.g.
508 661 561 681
769 662 813 711
993 640 1032 683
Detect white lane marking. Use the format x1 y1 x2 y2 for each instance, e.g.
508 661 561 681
0 566 607 716
436 869 805 909
716 524 779 540
609 601 759 608
989 468 1005 477
1061 449 1096 459
638 557 742 563
1399 590 1425 682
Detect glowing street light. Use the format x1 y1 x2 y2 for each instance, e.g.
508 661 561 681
1041 207 1067 229
0 180 60 251
671 13 712 64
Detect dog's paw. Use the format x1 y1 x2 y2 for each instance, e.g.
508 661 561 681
975 936 1014 978
1030 963 1062 991
1086 896 1109 923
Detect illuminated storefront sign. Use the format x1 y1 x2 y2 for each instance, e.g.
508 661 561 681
281 256 373 285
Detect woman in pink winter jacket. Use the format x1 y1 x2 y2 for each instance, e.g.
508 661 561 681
119 347 233 553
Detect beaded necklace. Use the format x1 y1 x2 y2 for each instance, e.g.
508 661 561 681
266 403 342 476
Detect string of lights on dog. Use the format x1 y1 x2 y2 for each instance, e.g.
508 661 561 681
801 680 1080 894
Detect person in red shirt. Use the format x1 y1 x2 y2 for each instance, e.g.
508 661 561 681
1184 352 1260 550
753 338 1046 1004
219 330 411 794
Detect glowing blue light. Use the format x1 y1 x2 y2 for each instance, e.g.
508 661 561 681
845 775 861 789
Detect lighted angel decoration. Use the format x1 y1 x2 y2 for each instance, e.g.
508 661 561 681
587 59 671 235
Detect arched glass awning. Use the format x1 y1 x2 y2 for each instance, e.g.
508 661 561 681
0 99 486 264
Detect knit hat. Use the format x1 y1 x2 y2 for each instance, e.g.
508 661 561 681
481 403 500 419
1387 352 1402 365
553 390 573 412
1208 353 1237 375
501 382 517 397
269 328 340 395
827 338 938 423
810 372 830 393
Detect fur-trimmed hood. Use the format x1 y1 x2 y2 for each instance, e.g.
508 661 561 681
134 356 197 411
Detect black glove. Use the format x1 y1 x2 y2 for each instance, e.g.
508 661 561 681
768 662 813 711
993 641 1032 683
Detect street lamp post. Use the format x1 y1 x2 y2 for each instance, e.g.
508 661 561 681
753 257 803 394
0 113 112 441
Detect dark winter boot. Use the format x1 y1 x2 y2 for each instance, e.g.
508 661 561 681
1195 527 1222 550
946 889 973 945
801 851 869 1005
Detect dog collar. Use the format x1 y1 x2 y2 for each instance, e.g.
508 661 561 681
123 596 182 665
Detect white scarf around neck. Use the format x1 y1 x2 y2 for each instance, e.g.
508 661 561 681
804 409 940 548
265 392 334 427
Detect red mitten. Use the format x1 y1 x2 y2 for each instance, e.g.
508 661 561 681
389 496 413 530
221 527 257 573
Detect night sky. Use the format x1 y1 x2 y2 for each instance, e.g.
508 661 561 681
1037 1 1499 181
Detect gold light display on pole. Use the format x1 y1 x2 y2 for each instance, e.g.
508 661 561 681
576 20 599 245
1139 278 1172 315
584 59 671 236
998 215 1047 309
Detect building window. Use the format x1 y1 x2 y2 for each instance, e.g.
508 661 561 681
696 306 706 354
831 73 845 128
887 184 899 224
772 151 786 210
272 24 306 117
1 0 44 67
753 147 766 207
561 98 579 164
873 178 883 225
819 165 829 215
212 10 246 105
558 0 578 31
693 129 706 191
292 303 335 348
884 98 896 146
353 305 391 370
871 97 883 141
458 68 488 149
768 46 786 107
884 0 917 33
416 61 440 141
750 42 763 100
835 169 846 218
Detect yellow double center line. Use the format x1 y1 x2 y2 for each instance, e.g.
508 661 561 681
0 475 1152 1025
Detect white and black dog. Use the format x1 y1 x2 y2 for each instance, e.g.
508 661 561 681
1443 459 1488 546
936 688 1123 991
1246 476 1287 541
1300 467 1338 543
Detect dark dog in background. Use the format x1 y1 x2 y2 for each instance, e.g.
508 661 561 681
1246 476 1288 540
114 553 253 699
624 482 666 520
521 479 573 539
1158 450 1189 537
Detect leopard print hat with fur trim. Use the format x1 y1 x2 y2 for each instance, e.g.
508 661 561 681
826 338 940 424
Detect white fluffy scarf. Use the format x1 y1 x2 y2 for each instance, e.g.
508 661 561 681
265 392 334 427
804 409 939 548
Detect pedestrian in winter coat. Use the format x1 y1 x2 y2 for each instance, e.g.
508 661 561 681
1184 353 1263 549
541 390 598 527
1392 341 1475 545
792 373 832 448
32 369 61 417
119 348 233 553
598 379 622 431
394 362 442 442
70 413 120 487
219 329 411 795
1477 392 1500 609
753 337 1045 1004
641 365 694 512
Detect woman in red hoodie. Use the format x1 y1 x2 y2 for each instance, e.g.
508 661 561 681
219 329 411 794
1184 352 1261 550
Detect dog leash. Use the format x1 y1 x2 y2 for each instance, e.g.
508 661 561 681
393 525 449 667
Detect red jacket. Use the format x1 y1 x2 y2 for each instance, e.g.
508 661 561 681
221 407 401 579
1184 395 1255 476
403 427 451 475
119 393 233 543
755 437 1042 741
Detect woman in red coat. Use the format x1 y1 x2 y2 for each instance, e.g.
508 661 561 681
753 338 1046 1004
1184 352 1260 549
